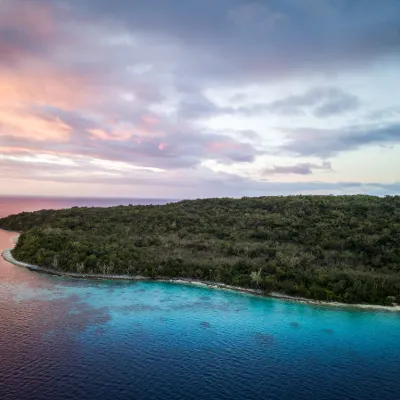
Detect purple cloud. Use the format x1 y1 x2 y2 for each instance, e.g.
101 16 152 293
262 161 332 176
279 123 400 157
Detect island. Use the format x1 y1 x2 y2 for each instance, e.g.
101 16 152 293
1 195 399 306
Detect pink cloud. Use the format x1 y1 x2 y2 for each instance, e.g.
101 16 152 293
207 141 242 152
141 113 160 126
0 1 57 36
0 107 72 142
87 128 112 141
0 65 99 110
158 142 169 151
87 128 132 141
0 0 67 69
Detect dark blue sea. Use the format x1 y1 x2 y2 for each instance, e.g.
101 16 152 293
0 197 399 400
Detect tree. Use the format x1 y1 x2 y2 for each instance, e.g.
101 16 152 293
250 268 262 288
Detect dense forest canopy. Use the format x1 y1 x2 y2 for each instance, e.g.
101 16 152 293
1 195 400 305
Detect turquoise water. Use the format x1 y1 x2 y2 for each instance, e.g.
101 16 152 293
1 227 400 400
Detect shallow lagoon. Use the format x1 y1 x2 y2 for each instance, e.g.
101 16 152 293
1 230 400 400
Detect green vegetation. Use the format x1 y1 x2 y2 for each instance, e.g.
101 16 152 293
1 195 400 305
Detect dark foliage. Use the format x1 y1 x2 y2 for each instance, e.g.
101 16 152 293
1 195 400 305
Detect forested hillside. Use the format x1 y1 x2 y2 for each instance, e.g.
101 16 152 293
1 195 399 305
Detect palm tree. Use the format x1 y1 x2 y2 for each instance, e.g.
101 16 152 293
250 268 262 288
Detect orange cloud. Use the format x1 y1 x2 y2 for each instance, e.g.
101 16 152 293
0 65 98 110
0 107 72 141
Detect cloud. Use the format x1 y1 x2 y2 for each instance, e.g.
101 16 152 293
233 130 260 140
178 92 224 120
56 0 400 86
0 154 398 197
0 0 399 196
1 1 400 90
227 2 286 30
262 161 332 176
279 123 400 157
1 104 262 169
0 0 62 67
367 107 400 121
0 63 99 111
267 88 360 117
177 87 360 120
0 107 72 141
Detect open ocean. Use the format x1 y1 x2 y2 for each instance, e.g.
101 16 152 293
0 197 399 400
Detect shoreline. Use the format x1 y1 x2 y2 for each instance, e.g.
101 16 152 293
2 245 400 313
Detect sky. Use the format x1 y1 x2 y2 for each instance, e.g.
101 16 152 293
0 0 399 198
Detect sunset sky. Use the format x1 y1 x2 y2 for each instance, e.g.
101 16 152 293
0 0 399 198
